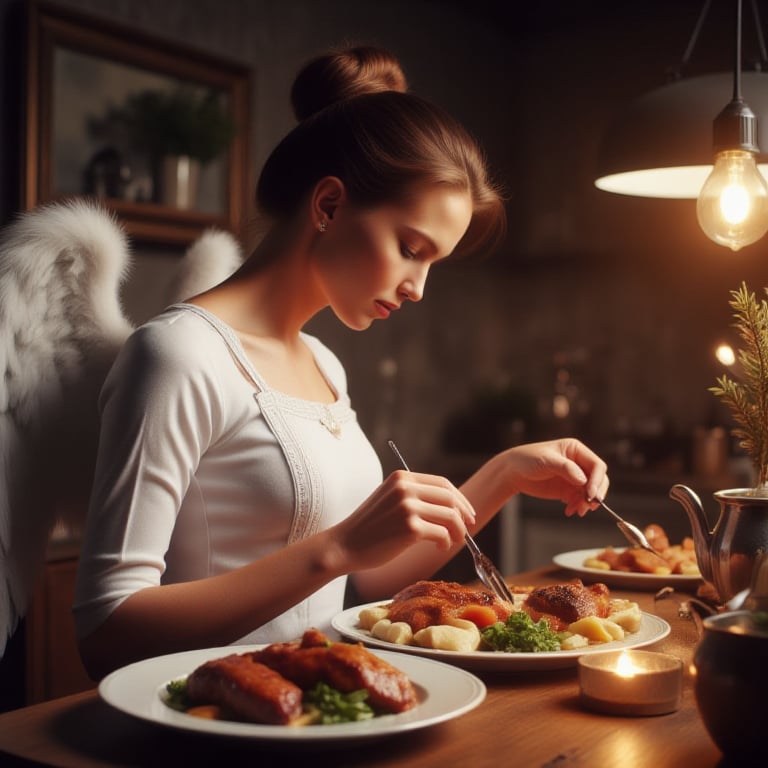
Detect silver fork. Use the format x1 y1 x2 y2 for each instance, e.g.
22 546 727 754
593 497 657 554
388 440 515 604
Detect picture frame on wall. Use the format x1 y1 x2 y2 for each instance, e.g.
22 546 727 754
24 0 251 245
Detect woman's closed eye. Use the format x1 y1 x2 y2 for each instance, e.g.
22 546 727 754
400 243 417 260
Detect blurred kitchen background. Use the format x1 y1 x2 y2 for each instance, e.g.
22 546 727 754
4 0 764 542
2 0 766 705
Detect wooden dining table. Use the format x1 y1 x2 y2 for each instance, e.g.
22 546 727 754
0 564 726 768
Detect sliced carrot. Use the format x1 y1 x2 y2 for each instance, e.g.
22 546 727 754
186 705 222 719
459 604 499 628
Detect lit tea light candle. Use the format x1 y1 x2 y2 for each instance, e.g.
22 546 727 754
578 650 683 716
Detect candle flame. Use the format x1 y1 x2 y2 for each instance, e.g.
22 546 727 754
615 650 638 678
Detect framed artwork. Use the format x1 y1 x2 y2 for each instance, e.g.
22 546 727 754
24 1 251 245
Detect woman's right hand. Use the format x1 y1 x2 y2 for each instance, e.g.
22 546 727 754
328 469 476 572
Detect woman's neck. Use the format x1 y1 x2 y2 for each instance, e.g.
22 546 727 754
191 226 326 343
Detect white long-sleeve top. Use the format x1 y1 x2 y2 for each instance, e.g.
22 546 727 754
73 303 382 644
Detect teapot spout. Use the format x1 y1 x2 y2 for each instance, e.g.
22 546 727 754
669 484 714 584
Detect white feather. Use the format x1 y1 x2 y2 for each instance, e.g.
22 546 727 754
0 199 246 657
164 229 242 304
0 200 133 655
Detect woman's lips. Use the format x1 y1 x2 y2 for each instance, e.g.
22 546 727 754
374 300 398 318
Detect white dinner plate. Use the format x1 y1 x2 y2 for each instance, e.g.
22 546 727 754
331 603 670 671
552 548 703 591
98 645 486 743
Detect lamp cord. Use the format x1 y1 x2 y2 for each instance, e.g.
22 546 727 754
678 0 712 76
676 0 768 80
735 0 743 100
749 0 768 69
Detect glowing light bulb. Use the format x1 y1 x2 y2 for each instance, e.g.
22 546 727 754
697 150 768 251
720 183 749 223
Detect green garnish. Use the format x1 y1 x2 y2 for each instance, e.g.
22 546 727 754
163 675 377 726
480 612 561 652
303 682 375 724
164 677 190 711
751 611 768 630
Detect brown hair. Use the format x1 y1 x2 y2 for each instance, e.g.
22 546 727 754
290 46 408 121
257 46 506 258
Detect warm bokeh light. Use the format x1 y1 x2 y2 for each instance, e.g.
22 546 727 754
552 394 570 419
715 343 736 366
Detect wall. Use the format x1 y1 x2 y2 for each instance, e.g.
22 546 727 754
3 0 765 479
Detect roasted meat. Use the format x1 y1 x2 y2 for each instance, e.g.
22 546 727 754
643 523 670 552
593 524 699 575
385 579 512 632
523 579 611 631
613 547 670 573
185 629 416 724
186 652 303 725
250 629 416 713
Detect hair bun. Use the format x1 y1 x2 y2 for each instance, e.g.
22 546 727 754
290 46 408 121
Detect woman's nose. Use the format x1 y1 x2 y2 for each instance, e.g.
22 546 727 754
399 265 429 302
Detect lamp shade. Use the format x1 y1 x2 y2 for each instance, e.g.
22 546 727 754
595 71 768 198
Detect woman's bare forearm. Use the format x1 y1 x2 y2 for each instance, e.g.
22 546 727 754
78 528 346 679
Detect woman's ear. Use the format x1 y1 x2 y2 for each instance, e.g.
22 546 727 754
312 176 346 225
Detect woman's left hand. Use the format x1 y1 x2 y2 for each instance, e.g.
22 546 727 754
500 438 609 517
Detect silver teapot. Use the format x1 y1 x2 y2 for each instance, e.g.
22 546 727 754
669 484 768 604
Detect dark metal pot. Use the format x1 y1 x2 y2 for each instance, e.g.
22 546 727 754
693 610 768 761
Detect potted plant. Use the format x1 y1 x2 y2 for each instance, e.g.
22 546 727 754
709 281 768 490
89 86 236 208
115 87 236 165
669 281 768 604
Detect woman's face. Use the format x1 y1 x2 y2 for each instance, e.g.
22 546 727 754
313 184 473 331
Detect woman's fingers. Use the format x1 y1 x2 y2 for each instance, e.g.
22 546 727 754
333 470 477 571
389 469 476 527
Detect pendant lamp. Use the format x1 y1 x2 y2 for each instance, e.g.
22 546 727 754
595 0 768 251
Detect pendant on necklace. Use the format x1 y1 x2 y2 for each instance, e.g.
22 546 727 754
320 407 341 437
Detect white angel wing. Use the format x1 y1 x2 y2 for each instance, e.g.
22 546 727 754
163 228 243 305
0 199 243 657
0 200 134 656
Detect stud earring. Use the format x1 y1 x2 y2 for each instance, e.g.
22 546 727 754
318 219 328 233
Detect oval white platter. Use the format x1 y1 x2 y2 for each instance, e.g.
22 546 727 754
98 645 486 743
331 602 670 671
553 548 702 591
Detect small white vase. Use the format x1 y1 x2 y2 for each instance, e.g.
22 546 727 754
160 155 201 209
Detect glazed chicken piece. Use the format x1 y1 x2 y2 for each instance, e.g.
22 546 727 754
186 652 303 725
385 579 512 632
597 540 670 574
250 629 416 713
523 579 611 631
643 523 670 552
620 547 671 573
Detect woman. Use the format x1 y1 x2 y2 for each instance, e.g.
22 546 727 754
74 46 609 679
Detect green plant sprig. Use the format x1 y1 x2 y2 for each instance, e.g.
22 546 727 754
710 282 768 488
89 87 236 165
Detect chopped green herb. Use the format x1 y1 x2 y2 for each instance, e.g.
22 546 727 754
480 611 561 652
303 682 375 724
164 677 190 711
751 611 768 630
162 675 378 726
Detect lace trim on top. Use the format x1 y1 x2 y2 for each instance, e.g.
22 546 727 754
170 303 354 543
